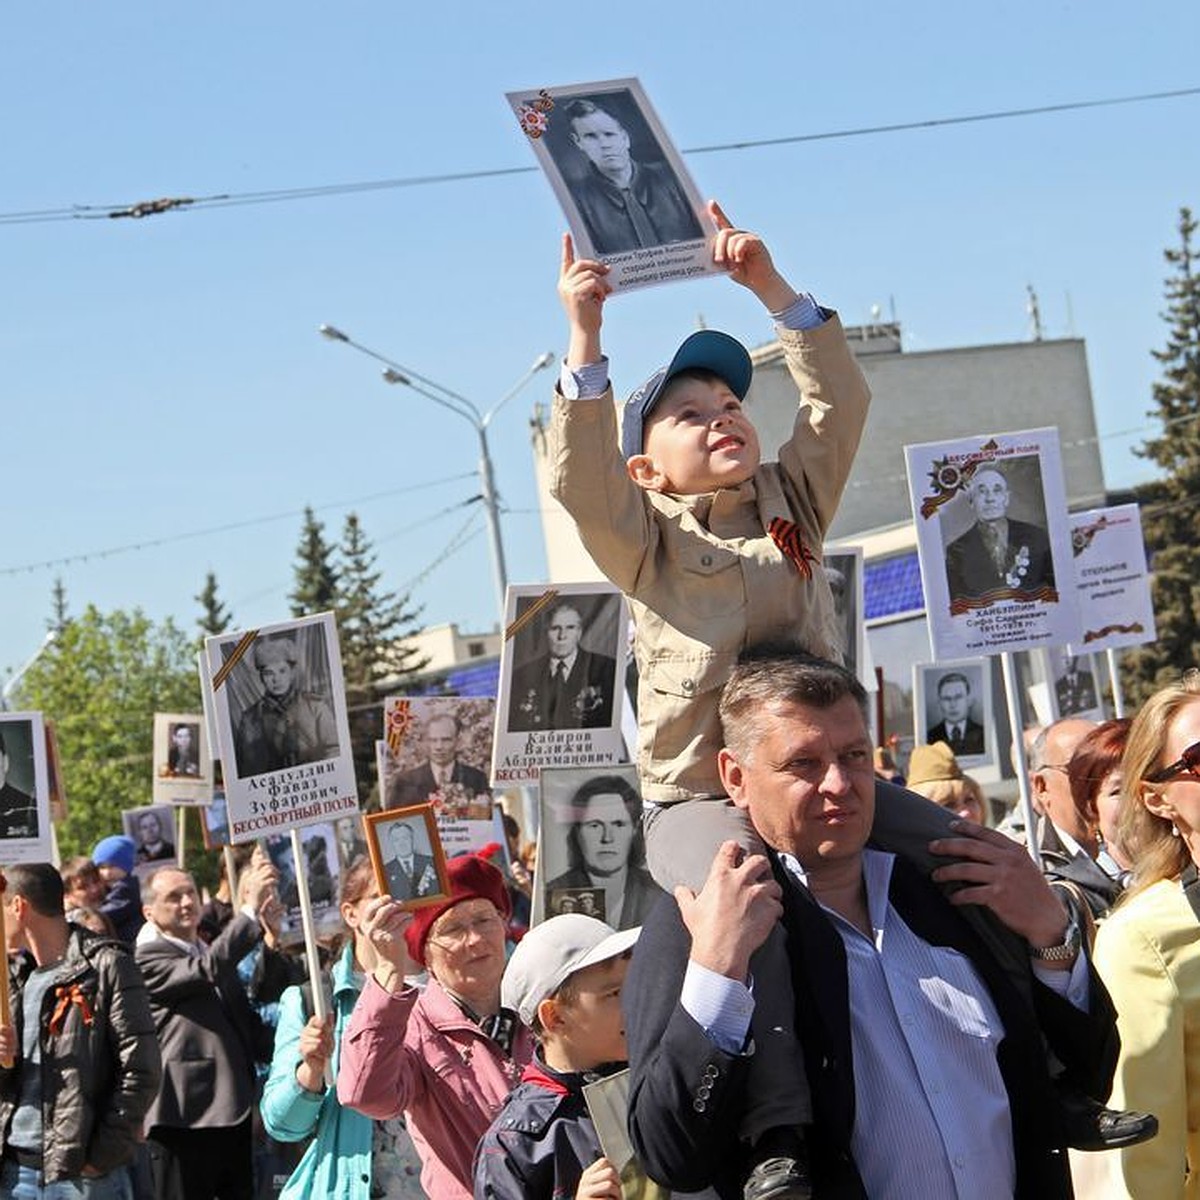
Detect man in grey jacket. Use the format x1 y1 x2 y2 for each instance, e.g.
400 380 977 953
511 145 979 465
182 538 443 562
0 862 162 1191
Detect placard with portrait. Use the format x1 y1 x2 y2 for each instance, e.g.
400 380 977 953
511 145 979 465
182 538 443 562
122 803 180 877
0 711 52 866
152 711 213 805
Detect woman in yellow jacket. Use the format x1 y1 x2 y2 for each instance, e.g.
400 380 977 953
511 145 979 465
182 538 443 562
1093 671 1200 1198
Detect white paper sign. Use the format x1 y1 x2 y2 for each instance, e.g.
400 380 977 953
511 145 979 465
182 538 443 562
0 712 53 866
906 428 1081 660
493 582 630 787
1069 504 1157 652
205 612 360 843
506 78 718 294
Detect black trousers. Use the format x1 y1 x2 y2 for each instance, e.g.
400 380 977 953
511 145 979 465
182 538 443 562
145 1119 254 1200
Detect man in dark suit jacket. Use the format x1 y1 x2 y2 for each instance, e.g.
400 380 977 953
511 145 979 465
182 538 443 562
508 602 617 732
1056 658 1099 715
0 728 39 840
382 822 438 903
926 670 986 756
944 467 1055 609
136 858 281 1200
624 650 1121 1200
385 712 492 810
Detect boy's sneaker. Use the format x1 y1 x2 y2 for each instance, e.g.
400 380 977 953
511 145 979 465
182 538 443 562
1060 1092 1158 1151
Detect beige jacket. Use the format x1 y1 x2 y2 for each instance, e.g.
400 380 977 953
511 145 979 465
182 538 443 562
549 316 870 804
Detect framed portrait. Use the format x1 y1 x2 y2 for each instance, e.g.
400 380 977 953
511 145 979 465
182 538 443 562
905 427 1081 660
152 711 212 805
533 764 666 932
200 792 230 851
364 804 450 910
505 77 716 295
122 803 180 877
493 583 630 788
0 711 53 865
263 824 344 946
824 545 865 683
381 696 497 858
204 611 360 843
1046 647 1106 721
1069 504 1157 652
912 658 997 778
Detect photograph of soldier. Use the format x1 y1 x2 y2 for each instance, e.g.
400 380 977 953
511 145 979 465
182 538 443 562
384 707 492 815
924 668 987 757
123 804 178 872
165 720 201 776
1054 652 1101 717
0 721 39 840
365 805 448 909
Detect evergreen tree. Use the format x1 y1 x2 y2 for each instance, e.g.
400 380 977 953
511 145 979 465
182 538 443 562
48 577 69 635
195 570 232 637
290 506 339 617
336 512 428 806
1123 206 1200 704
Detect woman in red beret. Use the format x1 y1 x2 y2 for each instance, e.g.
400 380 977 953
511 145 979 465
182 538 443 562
335 854 535 1199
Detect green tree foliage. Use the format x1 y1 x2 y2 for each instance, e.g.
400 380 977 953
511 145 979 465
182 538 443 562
195 570 232 637
48 577 69 635
1123 206 1200 705
290 506 339 617
336 512 428 807
13 606 200 859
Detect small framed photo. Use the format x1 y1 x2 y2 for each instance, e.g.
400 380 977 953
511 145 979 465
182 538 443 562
913 658 995 766
153 712 212 805
0 712 53 865
505 77 716 295
123 803 180 876
363 804 450 910
200 792 230 851
1047 647 1105 721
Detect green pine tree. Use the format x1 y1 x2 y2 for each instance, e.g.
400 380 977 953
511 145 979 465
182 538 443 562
195 570 232 637
290 506 339 617
336 512 428 807
48 577 69 635
1122 206 1200 705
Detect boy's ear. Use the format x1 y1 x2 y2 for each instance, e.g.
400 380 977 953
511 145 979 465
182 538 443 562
626 454 666 492
536 996 564 1036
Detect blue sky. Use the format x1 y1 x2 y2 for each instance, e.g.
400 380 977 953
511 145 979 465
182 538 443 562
3 2 1198 681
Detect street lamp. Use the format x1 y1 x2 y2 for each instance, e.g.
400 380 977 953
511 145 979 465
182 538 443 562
318 324 555 619
1 631 56 711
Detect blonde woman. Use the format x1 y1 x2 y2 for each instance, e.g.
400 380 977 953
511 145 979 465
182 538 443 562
1092 672 1200 1197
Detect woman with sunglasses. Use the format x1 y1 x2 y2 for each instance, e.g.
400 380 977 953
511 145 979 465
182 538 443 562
337 854 535 1200
1091 672 1200 1198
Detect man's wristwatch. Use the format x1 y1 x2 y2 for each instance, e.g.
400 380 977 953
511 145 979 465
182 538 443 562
1029 911 1082 962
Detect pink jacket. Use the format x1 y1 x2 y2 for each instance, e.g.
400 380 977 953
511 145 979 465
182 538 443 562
337 976 533 1199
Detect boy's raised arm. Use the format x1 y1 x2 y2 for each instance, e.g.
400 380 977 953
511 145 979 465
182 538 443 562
558 233 611 369
709 200 800 315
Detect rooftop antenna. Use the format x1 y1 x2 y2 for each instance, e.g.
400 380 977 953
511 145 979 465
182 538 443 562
1026 284 1043 341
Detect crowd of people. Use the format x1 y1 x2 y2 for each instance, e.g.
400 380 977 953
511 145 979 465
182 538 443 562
1 208 1195 1200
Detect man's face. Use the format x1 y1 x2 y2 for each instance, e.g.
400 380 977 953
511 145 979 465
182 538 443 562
638 377 761 495
389 823 415 859
139 812 162 843
145 869 200 941
172 726 192 751
425 718 458 768
937 680 970 724
967 470 1010 522
1032 718 1096 838
575 793 635 878
547 608 582 661
570 110 631 177
721 696 876 870
258 656 295 697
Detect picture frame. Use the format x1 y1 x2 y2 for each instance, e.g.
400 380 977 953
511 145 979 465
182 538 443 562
912 657 998 780
122 803 180 877
363 804 450 910
505 77 716 295
0 711 53 865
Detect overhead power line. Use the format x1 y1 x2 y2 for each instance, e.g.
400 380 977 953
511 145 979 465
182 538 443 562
1 85 1196 227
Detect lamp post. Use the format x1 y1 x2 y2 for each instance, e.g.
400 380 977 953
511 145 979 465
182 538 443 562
318 325 554 620
1 631 56 711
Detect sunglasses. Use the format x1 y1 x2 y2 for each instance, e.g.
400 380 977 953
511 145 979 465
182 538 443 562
1147 740 1200 784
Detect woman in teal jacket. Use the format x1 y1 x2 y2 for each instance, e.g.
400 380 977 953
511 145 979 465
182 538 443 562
261 855 427 1199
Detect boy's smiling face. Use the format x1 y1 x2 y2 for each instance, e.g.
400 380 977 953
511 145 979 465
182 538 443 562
629 373 761 495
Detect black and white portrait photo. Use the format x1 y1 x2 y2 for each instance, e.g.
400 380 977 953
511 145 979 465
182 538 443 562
201 793 229 851
153 711 211 806
205 612 360 843
0 715 44 846
537 765 666 933
507 78 715 294
123 803 179 874
1050 649 1103 719
365 805 449 910
383 699 494 817
824 547 864 682
913 658 995 770
264 824 343 944
507 592 621 733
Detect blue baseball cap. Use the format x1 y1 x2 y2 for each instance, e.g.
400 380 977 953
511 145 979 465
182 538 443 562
620 330 753 460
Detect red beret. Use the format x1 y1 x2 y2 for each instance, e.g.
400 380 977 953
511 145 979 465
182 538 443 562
404 854 511 967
